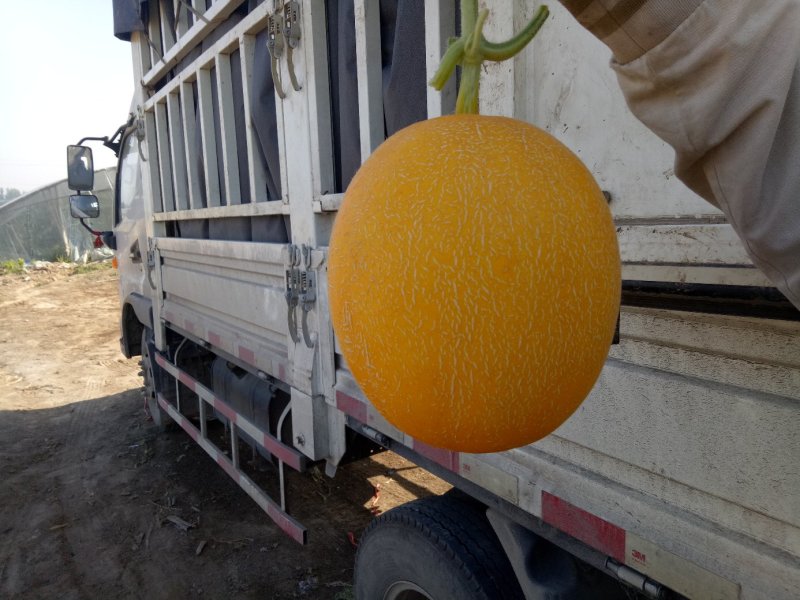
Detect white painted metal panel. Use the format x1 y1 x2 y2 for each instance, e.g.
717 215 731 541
550 357 800 531
528 3 715 221
157 238 288 343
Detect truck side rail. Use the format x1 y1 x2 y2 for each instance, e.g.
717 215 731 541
155 352 308 543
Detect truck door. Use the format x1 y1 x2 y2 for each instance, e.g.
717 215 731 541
114 129 149 314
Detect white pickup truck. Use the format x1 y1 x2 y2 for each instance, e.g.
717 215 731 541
66 1 799 598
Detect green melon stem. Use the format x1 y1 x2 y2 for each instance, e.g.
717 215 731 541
429 2 550 115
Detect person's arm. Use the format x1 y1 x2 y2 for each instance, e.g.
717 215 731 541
560 0 800 309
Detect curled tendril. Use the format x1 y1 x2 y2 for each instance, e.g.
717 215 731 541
430 2 549 115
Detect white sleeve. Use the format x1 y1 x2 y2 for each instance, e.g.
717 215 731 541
560 0 800 309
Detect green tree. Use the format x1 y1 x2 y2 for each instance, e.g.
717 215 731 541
0 187 24 205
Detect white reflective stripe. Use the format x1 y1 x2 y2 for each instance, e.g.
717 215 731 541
626 533 740 600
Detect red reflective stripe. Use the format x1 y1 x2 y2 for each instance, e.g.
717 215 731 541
178 372 195 391
266 504 307 544
412 439 460 473
336 391 368 423
184 319 195 333
211 396 237 422
239 346 255 364
262 433 303 469
208 331 222 346
541 492 626 562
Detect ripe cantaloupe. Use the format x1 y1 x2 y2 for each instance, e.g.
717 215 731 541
328 114 620 453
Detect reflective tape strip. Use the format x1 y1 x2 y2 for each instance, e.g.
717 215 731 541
183 318 195 334
238 345 256 364
154 353 305 470
541 492 739 598
177 371 196 392
157 393 307 544
336 390 368 423
411 439 460 474
541 491 626 562
334 390 460 473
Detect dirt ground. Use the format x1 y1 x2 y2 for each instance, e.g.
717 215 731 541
0 263 451 599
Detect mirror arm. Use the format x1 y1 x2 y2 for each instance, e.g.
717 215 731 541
76 135 120 157
76 115 133 159
78 218 101 237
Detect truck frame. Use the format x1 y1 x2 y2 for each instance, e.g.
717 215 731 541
77 1 799 598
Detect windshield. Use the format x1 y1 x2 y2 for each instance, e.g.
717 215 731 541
116 132 144 224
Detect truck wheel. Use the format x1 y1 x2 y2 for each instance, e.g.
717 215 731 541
354 492 523 600
141 328 171 431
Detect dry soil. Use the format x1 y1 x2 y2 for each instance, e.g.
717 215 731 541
0 263 450 599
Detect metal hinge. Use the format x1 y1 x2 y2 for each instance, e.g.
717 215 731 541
284 244 317 348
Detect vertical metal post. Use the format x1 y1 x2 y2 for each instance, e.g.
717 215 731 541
230 423 240 469
167 91 189 210
215 52 242 205
240 33 269 202
199 397 208 438
425 0 457 118
180 80 204 209
154 100 176 212
354 0 384 161
197 66 221 207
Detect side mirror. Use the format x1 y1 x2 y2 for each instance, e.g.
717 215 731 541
70 194 100 219
67 145 94 191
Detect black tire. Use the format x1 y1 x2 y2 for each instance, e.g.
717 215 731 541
141 328 172 431
354 491 524 600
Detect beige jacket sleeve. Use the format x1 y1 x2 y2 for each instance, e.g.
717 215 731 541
560 0 800 309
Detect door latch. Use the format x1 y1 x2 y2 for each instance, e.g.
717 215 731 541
284 244 317 348
267 12 286 99
283 1 301 92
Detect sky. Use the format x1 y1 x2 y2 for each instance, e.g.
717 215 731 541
0 1 134 193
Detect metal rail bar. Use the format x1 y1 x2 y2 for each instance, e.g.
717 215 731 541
157 393 307 544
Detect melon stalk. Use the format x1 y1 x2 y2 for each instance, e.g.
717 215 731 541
429 1 550 115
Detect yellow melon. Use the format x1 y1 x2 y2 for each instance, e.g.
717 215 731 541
328 114 620 453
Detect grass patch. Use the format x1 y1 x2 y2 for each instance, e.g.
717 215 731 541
333 587 354 600
71 261 114 276
1 258 25 275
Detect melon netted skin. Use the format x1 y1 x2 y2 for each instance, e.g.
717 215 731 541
328 114 620 453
